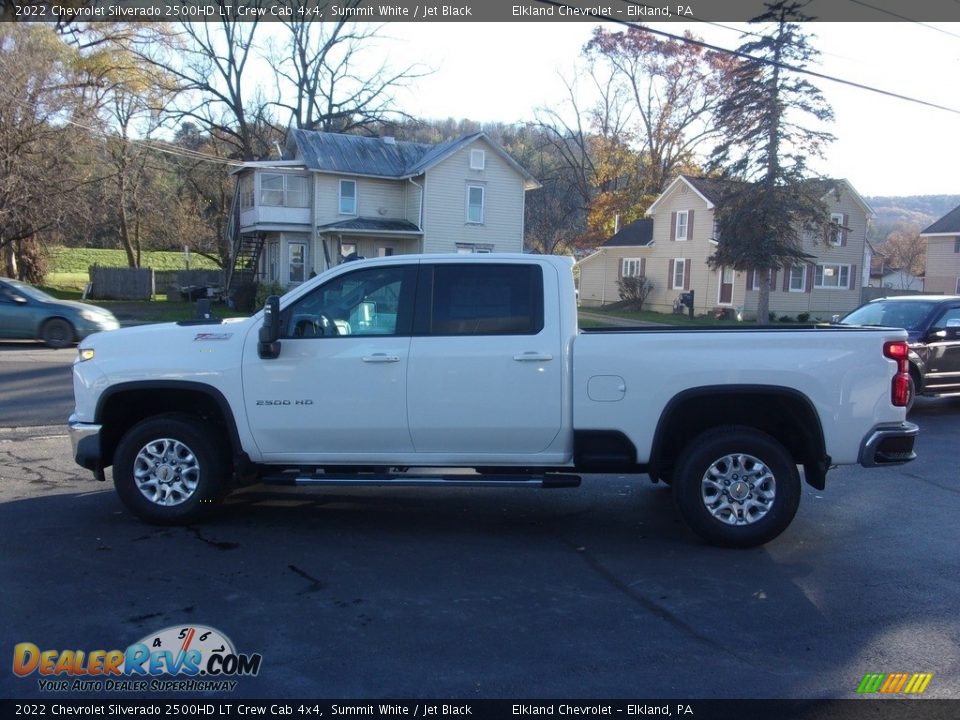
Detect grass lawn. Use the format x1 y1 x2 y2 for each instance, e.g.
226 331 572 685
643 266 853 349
50 247 219 274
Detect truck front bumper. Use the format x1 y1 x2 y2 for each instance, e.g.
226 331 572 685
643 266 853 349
69 415 105 480
859 421 919 467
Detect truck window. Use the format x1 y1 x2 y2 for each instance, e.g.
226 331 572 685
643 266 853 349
427 264 544 336
281 265 414 338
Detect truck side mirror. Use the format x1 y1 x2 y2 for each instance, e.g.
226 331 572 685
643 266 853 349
258 295 282 359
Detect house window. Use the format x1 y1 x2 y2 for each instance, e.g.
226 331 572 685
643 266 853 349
750 269 772 291
267 242 279 283
466 185 485 224
789 265 807 292
260 173 309 207
623 258 643 278
339 179 357 215
456 243 494 254
814 263 851 289
470 149 485 170
830 213 845 246
675 210 689 241
240 175 254 209
954 238 960 253
672 258 686 290
289 243 306 284
956 277 960 294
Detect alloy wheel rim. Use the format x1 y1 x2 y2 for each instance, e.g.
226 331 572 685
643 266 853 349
133 438 200 506
700 452 776 526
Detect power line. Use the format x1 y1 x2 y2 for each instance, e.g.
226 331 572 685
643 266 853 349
845 0 960 38
540 0 960 117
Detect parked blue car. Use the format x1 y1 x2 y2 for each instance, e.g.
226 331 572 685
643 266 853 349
0 278 119 348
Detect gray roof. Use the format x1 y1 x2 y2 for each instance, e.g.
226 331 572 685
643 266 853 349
317 218 422 234
287 129 538 188
603 219 653 247
921 203 960 235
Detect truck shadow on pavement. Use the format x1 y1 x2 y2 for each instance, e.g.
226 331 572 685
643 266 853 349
4 471 955 700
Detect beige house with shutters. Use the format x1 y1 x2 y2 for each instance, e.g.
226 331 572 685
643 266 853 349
578 175 874 319
229 130 539 290
920 204 960 295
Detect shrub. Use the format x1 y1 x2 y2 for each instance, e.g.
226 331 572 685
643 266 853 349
255 281 285 309
232 281 258 313
616 275 654 311
779 314 794 323
797 312 811 323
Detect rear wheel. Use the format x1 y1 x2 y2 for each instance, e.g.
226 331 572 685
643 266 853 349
672 426 800 548
113 413 230 524
41 318 74 348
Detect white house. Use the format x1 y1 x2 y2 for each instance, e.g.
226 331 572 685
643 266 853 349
228 130 539 289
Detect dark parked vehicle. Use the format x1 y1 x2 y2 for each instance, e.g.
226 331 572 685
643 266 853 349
839 295 960 409
0 278 119 348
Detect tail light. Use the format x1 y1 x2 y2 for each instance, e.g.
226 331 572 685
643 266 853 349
884 341 910 407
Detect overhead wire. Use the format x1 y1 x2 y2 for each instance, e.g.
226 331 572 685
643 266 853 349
539 0 960 117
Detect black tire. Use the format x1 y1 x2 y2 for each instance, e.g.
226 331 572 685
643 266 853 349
113 413 230 525
672 426 800 548
41 318 75 349
906 372 917 414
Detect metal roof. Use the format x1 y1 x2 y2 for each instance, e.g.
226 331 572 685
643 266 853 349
317 218 422 234
286 129 539 188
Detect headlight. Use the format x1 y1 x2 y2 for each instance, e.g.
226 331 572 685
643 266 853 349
79 309 105 322
78 347 95 362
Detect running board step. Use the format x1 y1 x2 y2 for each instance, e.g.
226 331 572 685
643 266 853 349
260 472 581 489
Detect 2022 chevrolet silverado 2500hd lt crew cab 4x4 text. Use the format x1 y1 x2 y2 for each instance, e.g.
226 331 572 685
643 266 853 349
69 254 918 547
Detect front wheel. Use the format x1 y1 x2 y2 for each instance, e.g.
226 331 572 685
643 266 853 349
41 318 74 348
113 413 230 525
672 426 800 548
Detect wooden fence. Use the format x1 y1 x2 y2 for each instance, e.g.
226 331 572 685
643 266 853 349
87 268 224 300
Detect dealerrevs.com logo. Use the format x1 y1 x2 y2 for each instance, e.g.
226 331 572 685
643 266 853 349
12 625 261 692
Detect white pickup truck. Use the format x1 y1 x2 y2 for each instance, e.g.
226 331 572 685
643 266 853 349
69 254 918 547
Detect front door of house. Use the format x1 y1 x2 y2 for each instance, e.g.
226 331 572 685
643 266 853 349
718 267 734 305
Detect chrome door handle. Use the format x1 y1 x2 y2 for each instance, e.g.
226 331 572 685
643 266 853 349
362 354 400 363
513 352 554 362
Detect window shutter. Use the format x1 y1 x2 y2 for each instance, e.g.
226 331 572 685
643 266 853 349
805 263 814 293
687 210 695 241
668 259 675 289
782 267 790 292
670 212 677 241
618 258 624 278
683 259 691 290
640 258 646 277
850 264 857 290
748 270 756 289
841 214 849 246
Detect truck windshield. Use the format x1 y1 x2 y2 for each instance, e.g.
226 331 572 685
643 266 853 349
841 301 938 331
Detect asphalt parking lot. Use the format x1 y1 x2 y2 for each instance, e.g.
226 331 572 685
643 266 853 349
0 341 958 704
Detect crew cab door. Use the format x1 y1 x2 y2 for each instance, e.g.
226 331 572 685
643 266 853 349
406 261 564 455
242 263 417 460
923 305 960 394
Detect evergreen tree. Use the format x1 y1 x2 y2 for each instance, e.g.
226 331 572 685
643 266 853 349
707 0 836 324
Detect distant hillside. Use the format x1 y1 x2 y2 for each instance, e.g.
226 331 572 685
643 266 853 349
865 195 960 240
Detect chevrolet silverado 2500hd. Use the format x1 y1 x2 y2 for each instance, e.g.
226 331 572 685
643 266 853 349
69 254 918 547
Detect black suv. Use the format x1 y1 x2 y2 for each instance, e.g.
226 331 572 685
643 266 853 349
839 295 960 409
